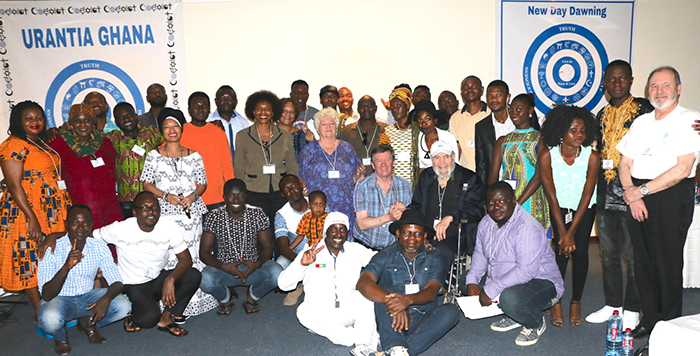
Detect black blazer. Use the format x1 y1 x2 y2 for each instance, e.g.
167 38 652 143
475 114 495 186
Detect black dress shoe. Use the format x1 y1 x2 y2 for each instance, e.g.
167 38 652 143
77 316 106 344
634 344 649 356
631 325 651 339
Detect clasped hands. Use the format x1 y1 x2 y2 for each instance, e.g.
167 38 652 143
165 192 196 209
622 185 648 222
384 293 412 332
221 258 262 284
467 283 493 307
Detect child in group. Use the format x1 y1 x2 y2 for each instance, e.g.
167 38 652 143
292 191 329 249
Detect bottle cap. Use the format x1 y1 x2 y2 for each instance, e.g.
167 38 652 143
613 310 620 315
625 328 631 332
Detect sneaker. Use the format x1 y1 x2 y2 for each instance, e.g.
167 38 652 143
283 285 304 306
490 316 522 332
585 305 622 324
515 321 546 346
623 310 640 330
350 344 376 356
387 346 410 356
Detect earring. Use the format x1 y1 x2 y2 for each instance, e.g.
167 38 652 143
559 137 563 143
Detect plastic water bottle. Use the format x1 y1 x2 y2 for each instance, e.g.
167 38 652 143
606 310 623 356
622 328 634 356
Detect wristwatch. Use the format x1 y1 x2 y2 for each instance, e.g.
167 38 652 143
640 184 650 197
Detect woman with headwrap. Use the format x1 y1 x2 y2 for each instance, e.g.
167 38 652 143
48 104 121 231
140 108 218 318
383 86 416 185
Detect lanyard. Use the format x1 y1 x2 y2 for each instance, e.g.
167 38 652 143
321 142 338 171
357 124 378 158
256 125 273 165
437 181 448 219
401 254 417 284
376 178 399 214
27 138 62 179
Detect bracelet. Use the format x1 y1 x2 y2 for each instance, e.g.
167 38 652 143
163 192 169 201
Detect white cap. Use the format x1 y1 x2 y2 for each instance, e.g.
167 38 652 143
430 140 454 157
323 212 349 236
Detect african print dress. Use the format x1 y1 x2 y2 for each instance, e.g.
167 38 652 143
384 124 415 185
500 128 552 237
0 136 71 291
140 150 217 315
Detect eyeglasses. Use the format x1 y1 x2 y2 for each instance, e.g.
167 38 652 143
134 205 160 212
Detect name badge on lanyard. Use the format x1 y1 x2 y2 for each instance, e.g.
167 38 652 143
328 170 340 179
565 210 573 224
132 144 146 156
57 180 67 190
405 283 420 295
91 157 105 168
602 159 614 169
362 157 371 166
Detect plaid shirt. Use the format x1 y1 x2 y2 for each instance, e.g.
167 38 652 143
353 173 412 249
38 234 122 296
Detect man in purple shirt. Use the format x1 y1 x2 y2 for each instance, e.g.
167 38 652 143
466 182 563 346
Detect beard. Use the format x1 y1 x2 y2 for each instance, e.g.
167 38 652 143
650 93 678 110
435 160 456 179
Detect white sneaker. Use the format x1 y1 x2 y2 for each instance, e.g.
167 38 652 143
515 321 546 346
585 305 622 324
388 346 410 356
622 310 640 330
350 344 376 356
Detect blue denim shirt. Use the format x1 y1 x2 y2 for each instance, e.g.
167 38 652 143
364 243 447 311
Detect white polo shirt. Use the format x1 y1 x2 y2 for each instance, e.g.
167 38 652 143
616 104 700 180
93 217 187 285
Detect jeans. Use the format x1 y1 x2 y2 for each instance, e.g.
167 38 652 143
375 302 460 355
200 260 283 302
277 255 293 270
597 209 641 311
38 289 131 342
499 279 558 329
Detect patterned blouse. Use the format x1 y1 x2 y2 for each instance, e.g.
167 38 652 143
106 126 163 201
203 205 269 262
296 211 328 246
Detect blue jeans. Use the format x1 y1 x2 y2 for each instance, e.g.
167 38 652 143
375 303 460 355
200 260 283 301
499 279 558 329
38 288 131 342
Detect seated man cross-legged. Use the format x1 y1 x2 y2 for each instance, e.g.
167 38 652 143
200 178 283 315
465 182 564 346
357 209 460 356
38 205 131 355
278 212 378 356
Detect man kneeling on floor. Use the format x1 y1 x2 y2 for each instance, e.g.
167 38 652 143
465 182 564 346
357 209 460 356
278 212 378 356
200 178 283 315
38 205 131 355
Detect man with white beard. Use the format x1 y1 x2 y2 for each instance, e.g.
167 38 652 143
409 140 485 263
617 66 700 341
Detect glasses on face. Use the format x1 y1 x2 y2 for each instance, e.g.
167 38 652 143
134 205 160 212
605 76 631 83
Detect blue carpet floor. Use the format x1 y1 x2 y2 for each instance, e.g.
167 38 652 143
2 243 700 356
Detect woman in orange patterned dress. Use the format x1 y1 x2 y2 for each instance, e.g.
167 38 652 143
0 101 71 313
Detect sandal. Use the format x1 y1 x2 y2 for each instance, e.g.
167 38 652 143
550 302 564 327
123 316 141 333
570 301 582 326
243 300 260 314
157 322 188 337
217 302 234 316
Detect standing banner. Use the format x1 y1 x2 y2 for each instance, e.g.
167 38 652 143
497 0 634 117
0 0 187 129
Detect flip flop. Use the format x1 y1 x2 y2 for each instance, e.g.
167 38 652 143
243 300 260 314
123 316 141 333
217 302 234 316
157 323 188 337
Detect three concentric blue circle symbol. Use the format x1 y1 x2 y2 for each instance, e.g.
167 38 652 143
523 23 608 114
44 60 146 128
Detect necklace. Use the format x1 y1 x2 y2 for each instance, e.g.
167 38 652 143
163 145 183 176
256 125 273 165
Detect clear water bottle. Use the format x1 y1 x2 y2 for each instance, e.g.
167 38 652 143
606 310 623 356
621 328 634 356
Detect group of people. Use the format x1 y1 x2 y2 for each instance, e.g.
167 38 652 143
0 61 698 356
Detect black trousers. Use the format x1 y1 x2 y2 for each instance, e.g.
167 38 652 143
552 206 597 302
628 178 694 330
124 268 201 329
